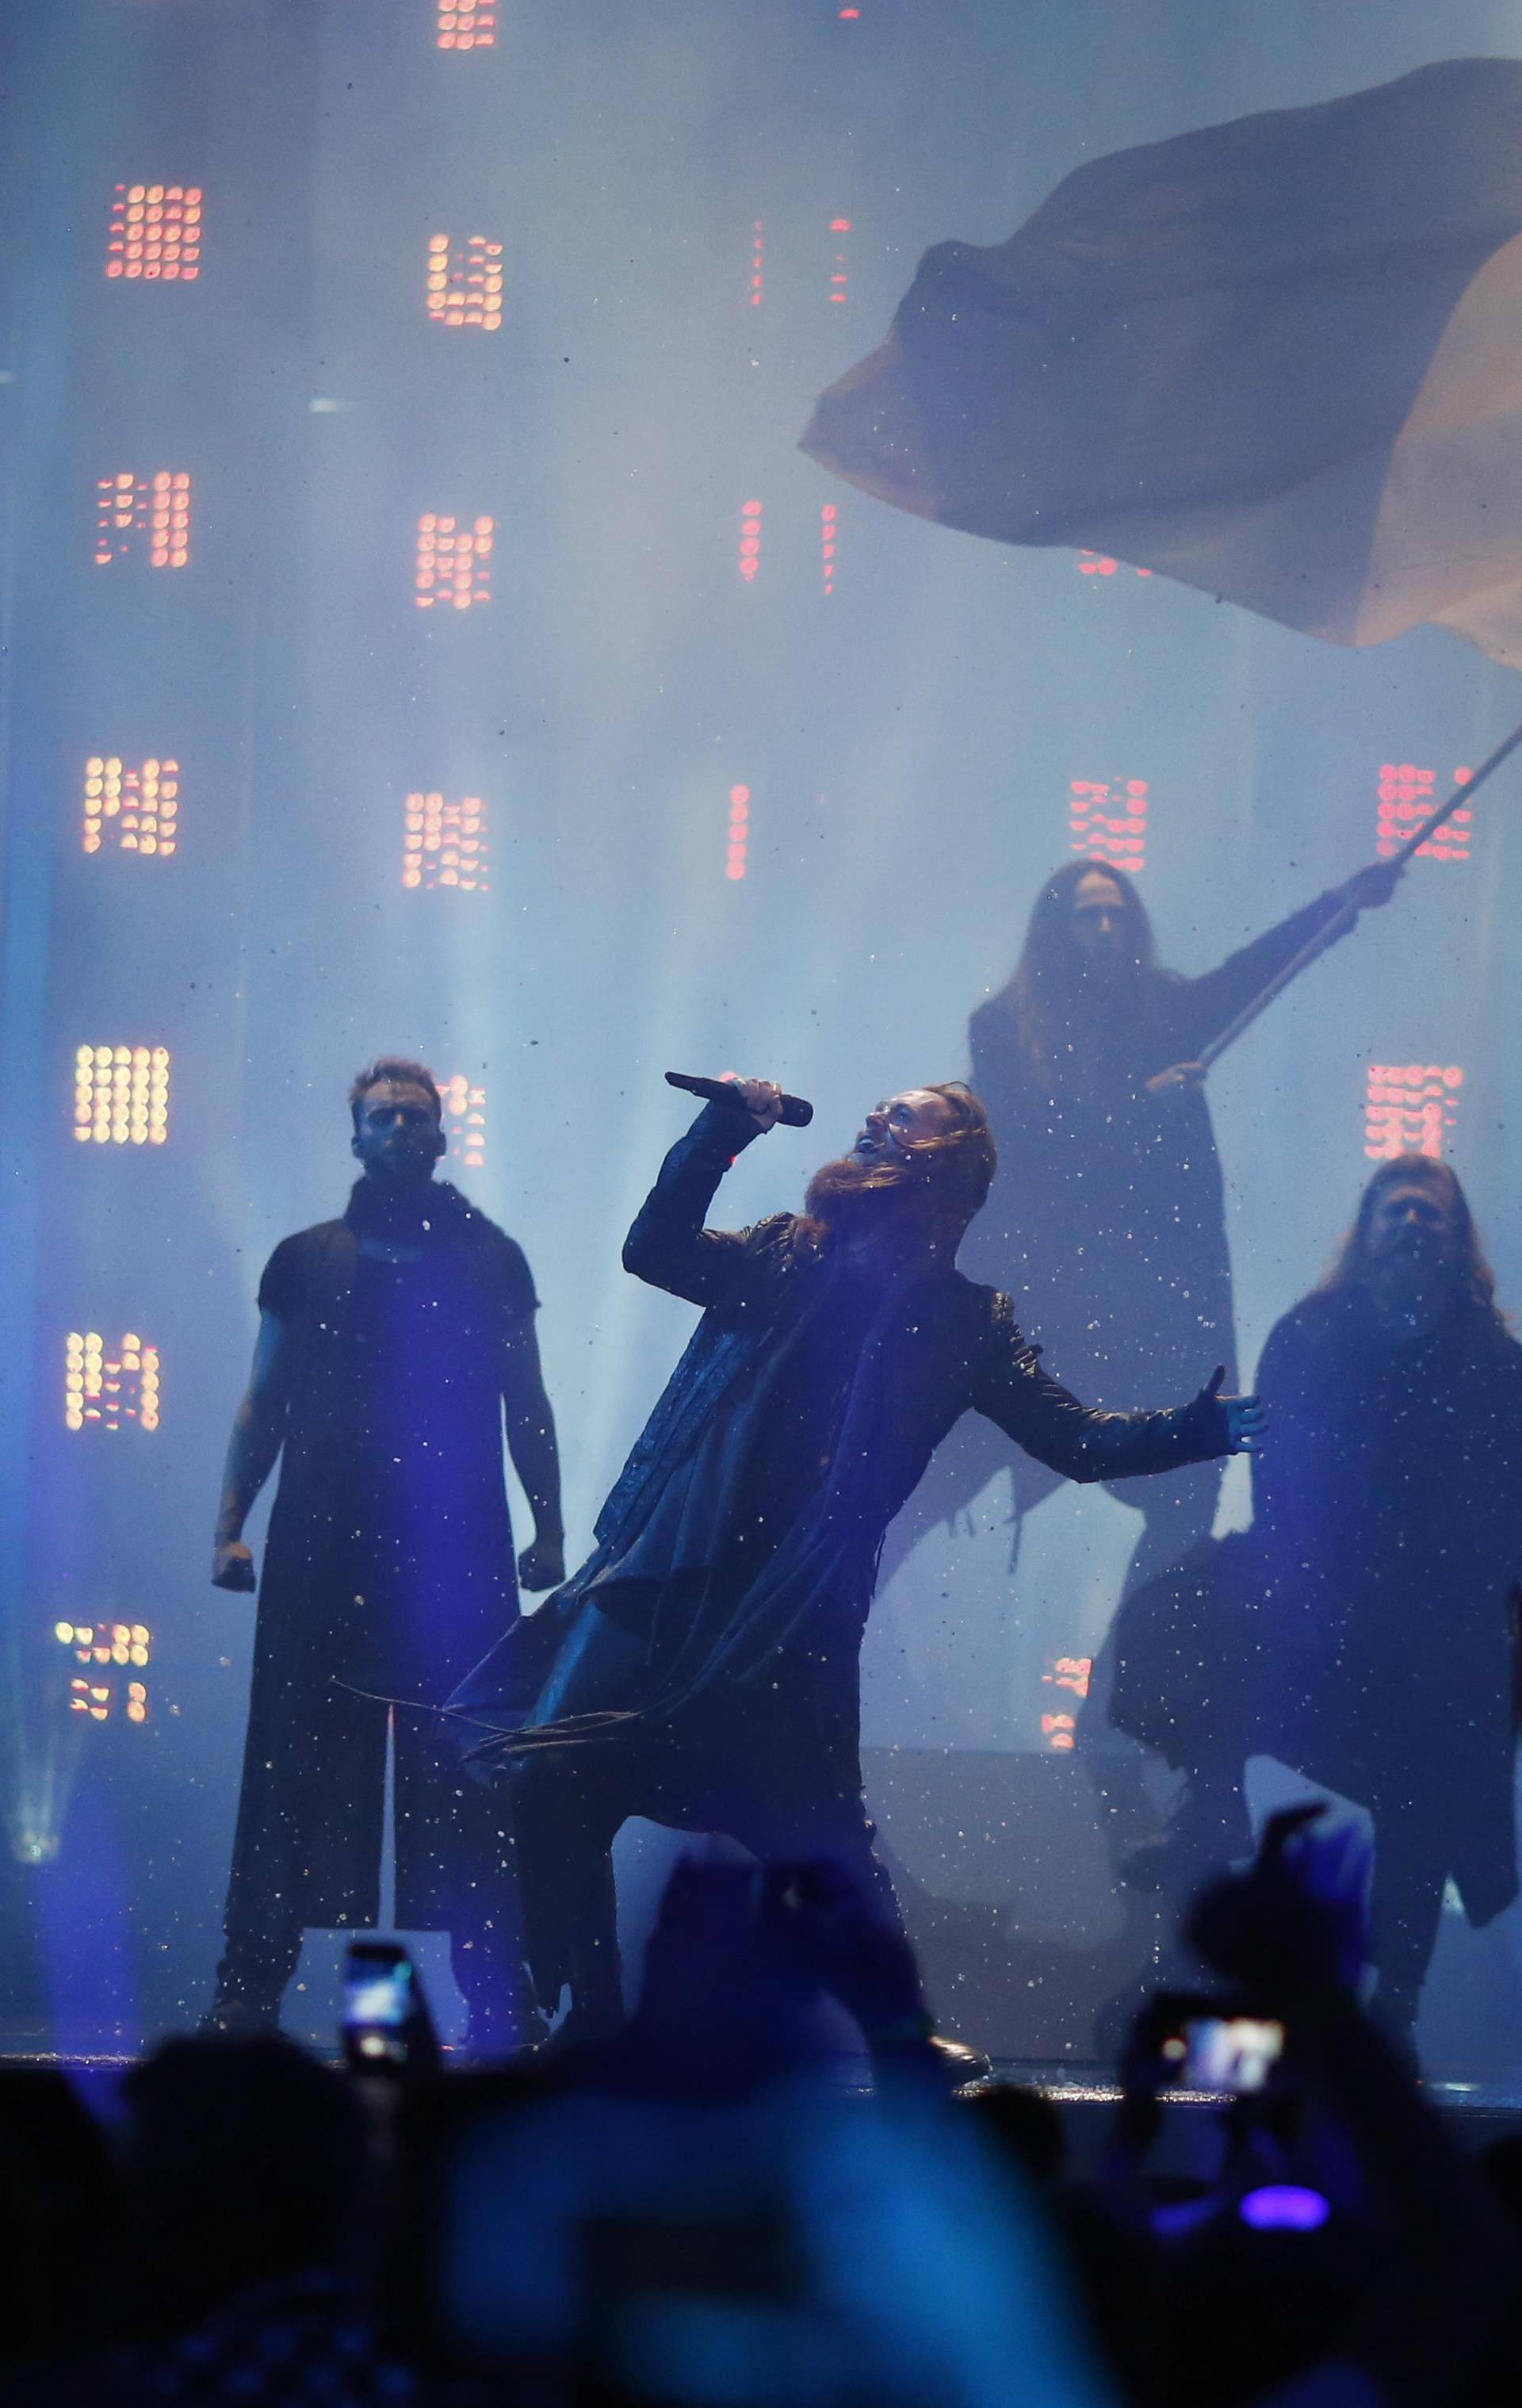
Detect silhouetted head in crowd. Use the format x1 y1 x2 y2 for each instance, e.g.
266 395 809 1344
1479 2131 1522 2225
959 2080 1068 2188
348 1057 446 1190
0 2068 125 2366
614 1862 836 2096
123 2035 366 2321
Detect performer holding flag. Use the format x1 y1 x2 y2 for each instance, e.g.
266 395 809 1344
808 56 1522 1858
881 854 1400 1609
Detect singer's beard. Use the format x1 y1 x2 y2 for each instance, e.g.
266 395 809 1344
803 1151 935 1248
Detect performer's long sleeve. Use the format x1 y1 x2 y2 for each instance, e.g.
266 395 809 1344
621 1104 763 1308
972 1315 1231 1483
1171 889 1353 1058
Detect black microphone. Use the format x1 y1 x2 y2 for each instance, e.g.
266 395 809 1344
664 1070 814 1128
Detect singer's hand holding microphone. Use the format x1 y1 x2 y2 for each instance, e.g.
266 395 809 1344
727 1078 786 1133
664 1070 813 1135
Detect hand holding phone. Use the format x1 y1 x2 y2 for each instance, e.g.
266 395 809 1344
341 1939 439 2077
1144 1993 1286 2096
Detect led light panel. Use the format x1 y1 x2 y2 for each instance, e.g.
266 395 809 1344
73 1046 170 1146
82 758 178 856
1069 777 1148 874
1364 1063 1463 1160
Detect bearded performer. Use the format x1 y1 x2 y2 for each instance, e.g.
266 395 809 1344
1111 1154 1522 2041
880 856 1399 1606
449 1078 1261 2042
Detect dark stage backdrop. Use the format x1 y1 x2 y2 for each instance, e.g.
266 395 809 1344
2 0 1520 2065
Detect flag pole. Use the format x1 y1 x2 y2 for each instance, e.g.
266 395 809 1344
1198 713 1522 1073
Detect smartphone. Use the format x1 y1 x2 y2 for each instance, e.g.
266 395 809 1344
342 1939 437 2075
1159 2006 1285 2095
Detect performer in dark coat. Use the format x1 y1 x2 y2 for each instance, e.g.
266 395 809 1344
449 1077 1261 2039
881 856 1401 1604
205 1059 564 2039
1111 1154 1522 2038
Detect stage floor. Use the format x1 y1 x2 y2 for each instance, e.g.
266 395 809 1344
6 2037 1522 2154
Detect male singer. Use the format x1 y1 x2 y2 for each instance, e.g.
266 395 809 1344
452 1078 1260 2041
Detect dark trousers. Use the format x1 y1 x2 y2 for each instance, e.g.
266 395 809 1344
503 1603 900 2023
214 1686 524 2027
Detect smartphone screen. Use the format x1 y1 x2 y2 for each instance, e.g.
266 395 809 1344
343 1944 415 2068
1178 2014 1285 2094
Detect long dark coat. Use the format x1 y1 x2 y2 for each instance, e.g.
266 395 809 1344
451 1105 1233 1781
963 891 1348 1401
1111 1286 1522 1923
226 1185 533 1933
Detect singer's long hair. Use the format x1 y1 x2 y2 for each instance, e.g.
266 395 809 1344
1319 1154 1506 1327
989 860 1159 1074
800 1083 996 1261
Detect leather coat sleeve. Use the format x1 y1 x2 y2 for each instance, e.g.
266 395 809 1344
1170 890 1351 1060
970 1296 1231 1483
621 1102 765 1308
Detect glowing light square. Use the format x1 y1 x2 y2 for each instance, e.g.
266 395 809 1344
725 783 750 882
438 1074 488 1170
105 183 202 281
56 1621 151 1725
748 219 765 308
426 235 503 330
437 0 496 46
1363 1062 1463 1160
737 500 763 584
64 1331 161 1433
828 217 851 304
415 514 494 610
1069 777 1148 875
1375 763 1472 862
94 473 191 568
1039 1655 1091 1749
402 792 490 891
82 757 179 857
820 503 837 595
55 1617 151 1671
73 1045 170 1147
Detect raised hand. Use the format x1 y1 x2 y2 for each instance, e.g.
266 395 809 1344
758 1857 927 2040
1202 1364 1266 1455
725 1077 785 1134
1338 857 1405 913
1143 1060 1207 1099
1188 1803 1366 2004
